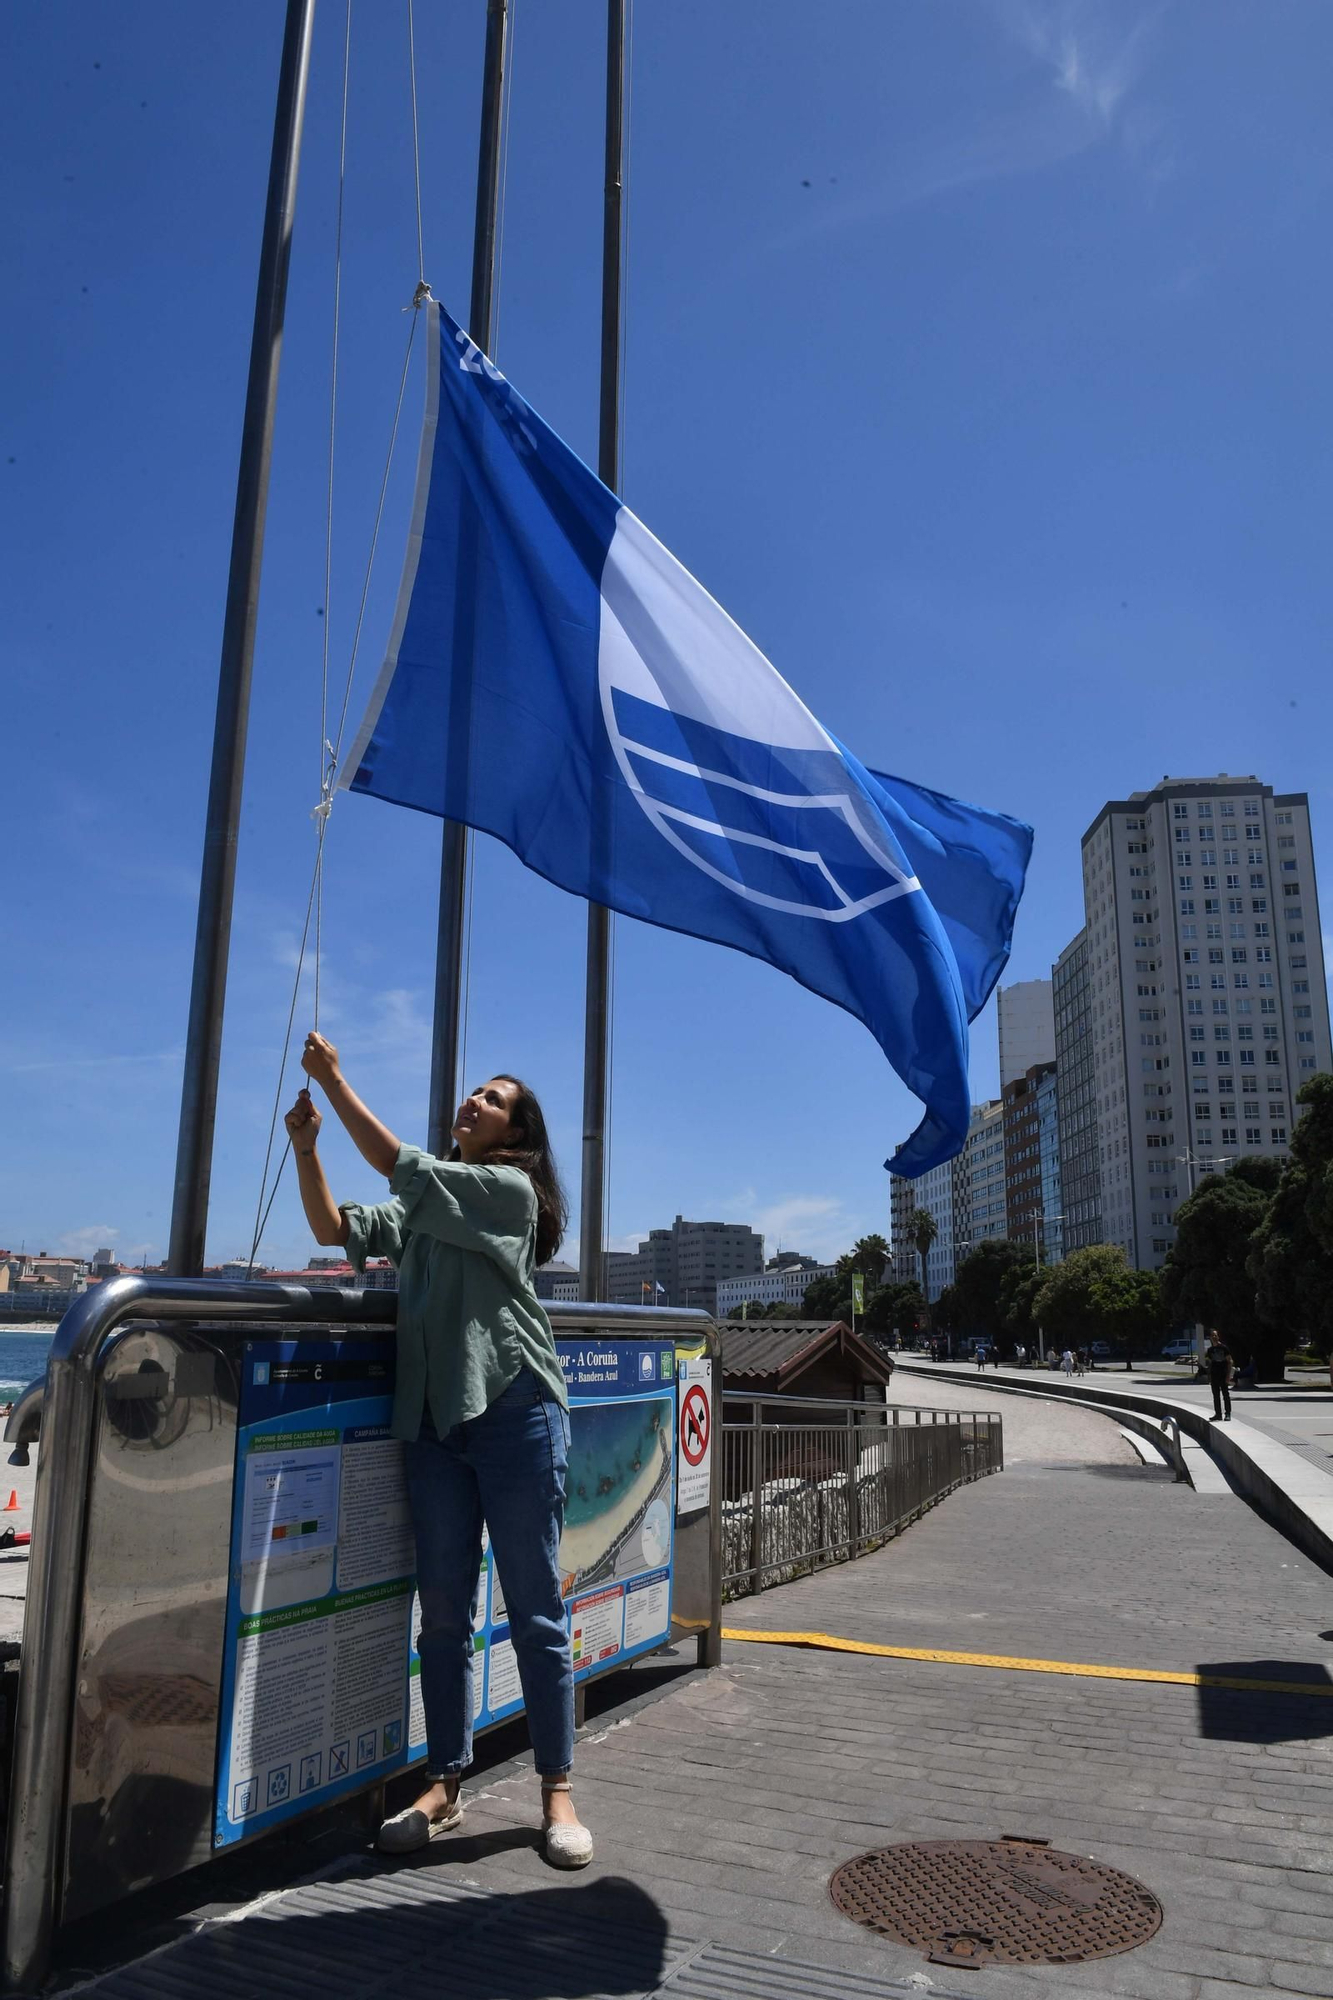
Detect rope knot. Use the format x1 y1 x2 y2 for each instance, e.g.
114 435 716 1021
411 279 433 311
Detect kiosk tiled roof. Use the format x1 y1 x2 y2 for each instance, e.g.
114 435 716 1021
721 1318 895 1387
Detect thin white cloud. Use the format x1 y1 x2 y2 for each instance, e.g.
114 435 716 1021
759 0 1165 264
57 1223 120 1254
4 1046 182 1076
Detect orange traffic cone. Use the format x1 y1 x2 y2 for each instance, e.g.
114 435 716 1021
2 1492 18 1513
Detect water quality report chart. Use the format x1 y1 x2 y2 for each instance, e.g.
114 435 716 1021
214 1336 677 1846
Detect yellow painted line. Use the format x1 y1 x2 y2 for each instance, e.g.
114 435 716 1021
720 1627 1333 1699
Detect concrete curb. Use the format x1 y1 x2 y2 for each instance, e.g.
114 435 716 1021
894 1361 1333 1571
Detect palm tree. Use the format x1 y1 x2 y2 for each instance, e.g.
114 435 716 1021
848 1233 890 1285
909 1208 938 1299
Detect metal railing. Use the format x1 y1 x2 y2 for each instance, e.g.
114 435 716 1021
722 1391 1003 1597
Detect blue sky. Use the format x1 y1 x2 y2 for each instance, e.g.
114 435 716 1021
4 1 1331 1271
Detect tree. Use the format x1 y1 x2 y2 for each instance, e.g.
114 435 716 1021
1032 1244 1129 1346
998 1260 1045 1347
838 1235 890 1286
908 1209 938 1298
931 1284 958 1335
1161 1156 1284 1382
1089 1267 1167 1356
949 1240 1029 1342
862 1279 925 1340
801 1272 847 1322
1248 1073 1333 1361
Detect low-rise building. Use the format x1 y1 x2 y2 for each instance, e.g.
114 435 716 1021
715 1263 836 1316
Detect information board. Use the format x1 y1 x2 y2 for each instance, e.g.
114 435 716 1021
214 1341 409 1846
217 1334 677 1844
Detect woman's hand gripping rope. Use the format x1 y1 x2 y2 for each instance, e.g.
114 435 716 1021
284 1090 322 1158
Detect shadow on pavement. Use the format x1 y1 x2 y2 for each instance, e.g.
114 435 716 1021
1195 1660 1333 1743
69 1873 671 1999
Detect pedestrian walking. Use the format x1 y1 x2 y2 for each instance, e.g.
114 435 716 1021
1204 1331 1234 1422
975 1345 987 1370
991 1346 1002 1369
1015 1343 1026 1369
287 1032 592 1868
1061 1348 1075 1377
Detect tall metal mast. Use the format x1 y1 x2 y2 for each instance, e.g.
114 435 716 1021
168 0 316 1276
578 0 626 1301
426 0 510 1155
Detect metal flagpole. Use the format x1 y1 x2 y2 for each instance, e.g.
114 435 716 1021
168 0 316 1276
427 0 510 1155
578 0 626 1302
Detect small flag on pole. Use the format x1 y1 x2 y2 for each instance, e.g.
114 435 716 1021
343 303 1032 1174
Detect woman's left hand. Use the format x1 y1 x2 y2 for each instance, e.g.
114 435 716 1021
301 1030 341 1090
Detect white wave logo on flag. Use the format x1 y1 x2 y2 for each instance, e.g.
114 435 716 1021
598 510 919 922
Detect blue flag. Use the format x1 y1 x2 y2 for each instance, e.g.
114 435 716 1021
342 303 1032 1175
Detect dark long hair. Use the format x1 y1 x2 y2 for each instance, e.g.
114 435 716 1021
450 1075 569 1268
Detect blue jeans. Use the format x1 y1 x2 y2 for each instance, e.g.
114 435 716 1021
404 1369 574 1778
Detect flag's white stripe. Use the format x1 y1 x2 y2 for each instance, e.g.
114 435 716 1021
600 508 832 753
638 797 920 922
624 736 854 808
338 304 443 793
622 737 917 892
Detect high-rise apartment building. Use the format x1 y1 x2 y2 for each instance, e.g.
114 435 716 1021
1053 928 1102 1251
997 979 1056 1087
604 1216 764 1311
1079 776 1331 1268
890 1100 1005 1298
889 1172 916 1286
1002 1062 1056 1254
963 1099 1007 1249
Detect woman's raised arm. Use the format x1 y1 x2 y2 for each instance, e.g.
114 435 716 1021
301 1031 400 1179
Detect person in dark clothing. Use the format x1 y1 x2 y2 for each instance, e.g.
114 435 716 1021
1205 1332 1234 1421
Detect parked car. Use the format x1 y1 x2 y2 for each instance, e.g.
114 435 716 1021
1161 1339 1194 1360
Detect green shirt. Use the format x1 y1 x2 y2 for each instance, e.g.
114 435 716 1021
341 1142 568 1442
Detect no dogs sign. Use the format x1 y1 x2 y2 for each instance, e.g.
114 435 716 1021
676 1356 713 1517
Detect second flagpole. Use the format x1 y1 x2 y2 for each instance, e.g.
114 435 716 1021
427 0 510 1155
578 0 626 1302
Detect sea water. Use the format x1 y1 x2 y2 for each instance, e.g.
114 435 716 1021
0 1328 55 1400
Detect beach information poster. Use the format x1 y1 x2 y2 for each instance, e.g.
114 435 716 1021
214 1339 411 1847
217 1335 678 1841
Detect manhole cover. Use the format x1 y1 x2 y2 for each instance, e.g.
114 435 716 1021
829 1837 1162 1967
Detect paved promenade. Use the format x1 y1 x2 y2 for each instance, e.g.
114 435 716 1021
68 1386 1333 2000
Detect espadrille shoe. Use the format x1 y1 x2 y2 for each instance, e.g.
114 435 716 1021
542 1781 593 1869
377 1786 464 1853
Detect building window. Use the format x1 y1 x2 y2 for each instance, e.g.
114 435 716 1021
1245 1126 1262 1144
1220 802 1235 818
1256 946 1272 963
1179 899 1195 916
1174 803 1189 820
